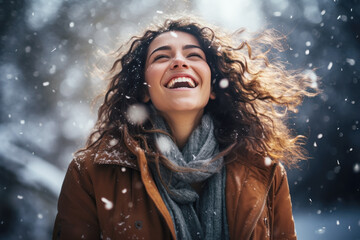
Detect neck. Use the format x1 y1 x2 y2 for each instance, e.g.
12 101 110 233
160 110 204 149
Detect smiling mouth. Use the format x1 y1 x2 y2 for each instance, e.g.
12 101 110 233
166 77 197 89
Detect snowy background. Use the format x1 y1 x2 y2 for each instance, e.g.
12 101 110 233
0 0 359 239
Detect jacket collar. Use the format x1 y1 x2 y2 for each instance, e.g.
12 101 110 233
93 135 138 170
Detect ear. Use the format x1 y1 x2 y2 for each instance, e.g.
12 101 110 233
210 92 216 100
142 82 151 103
143 93 150 103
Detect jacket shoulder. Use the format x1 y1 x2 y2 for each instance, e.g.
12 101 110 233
272 162 288 195
73 136 138 170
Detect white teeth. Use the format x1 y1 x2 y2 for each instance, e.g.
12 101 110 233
166 77 196 88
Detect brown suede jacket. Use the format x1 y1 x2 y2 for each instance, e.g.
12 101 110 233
53 137 297 240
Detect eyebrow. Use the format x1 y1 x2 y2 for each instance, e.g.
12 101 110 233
148 44 203 58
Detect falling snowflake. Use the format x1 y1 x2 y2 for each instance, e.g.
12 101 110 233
354 163 360 173
346 58 355 66
101 197 113 210
126 104 148 125
156 135 171 154
303 69 318 88
315 227 326 234
49 65 56 74
170 31 178 38
327 62 333 70
25 46 31 53
109 138 119 146
219 78 229 89
264 156 272 166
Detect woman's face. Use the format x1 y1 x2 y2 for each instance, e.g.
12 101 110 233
144 31 212 116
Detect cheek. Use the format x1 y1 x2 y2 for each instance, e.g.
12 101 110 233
144 66 161 99
201 64 212 85
203 66 212 96
144 67 152 84
144 65 161 85
199 61 211 76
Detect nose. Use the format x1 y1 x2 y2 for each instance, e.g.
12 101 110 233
170 56 189 70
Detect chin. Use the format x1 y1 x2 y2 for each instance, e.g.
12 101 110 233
165 103 207 113
152 99 209 114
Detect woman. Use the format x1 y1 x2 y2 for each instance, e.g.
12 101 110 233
53 16 316 240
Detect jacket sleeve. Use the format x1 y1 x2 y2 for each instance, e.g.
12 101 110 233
272 163 297 240
52 158 100 240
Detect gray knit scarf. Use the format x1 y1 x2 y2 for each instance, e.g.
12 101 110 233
150 112 229 240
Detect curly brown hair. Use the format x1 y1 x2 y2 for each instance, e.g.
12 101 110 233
81 15 317 170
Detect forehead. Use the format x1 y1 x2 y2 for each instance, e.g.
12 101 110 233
148 31 201 52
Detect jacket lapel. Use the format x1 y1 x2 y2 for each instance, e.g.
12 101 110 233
93 136 176 239
135 148 177 240
226 161 277 240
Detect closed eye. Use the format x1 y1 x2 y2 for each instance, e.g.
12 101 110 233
187 53 204 59
153 54 169 61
